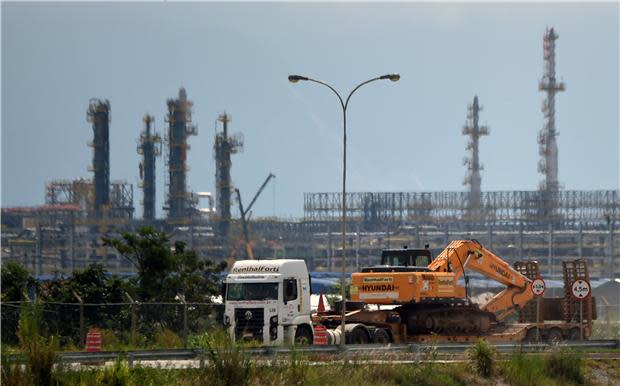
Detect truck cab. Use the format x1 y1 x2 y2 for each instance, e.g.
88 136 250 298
223 259 313 345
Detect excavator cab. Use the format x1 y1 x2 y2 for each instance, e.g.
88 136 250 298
361 247 432 273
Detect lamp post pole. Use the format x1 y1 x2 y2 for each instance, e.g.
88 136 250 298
288 74 399 347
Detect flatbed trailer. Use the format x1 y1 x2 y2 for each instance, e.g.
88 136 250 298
312 309 591 345
311 259 595 345
405 322 589 343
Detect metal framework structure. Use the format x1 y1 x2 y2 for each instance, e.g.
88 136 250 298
1 205 81 274
46 178 94 213
165 88 197 219
87 99 111 218
46 179 133 219
108 182 134 219
462 96 489 219
214 113 243 240
538 27 565 208
304 190 620 228
137 114 161 220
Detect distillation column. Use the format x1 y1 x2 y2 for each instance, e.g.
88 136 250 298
138 114 161 221
214 113 243 241
87 99 111 218
165 88 197 220
538 27 565 215
462 95 489 219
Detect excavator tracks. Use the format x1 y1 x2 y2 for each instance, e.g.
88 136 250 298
401 303 496 335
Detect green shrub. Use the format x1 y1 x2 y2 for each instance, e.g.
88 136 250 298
96 358 131 386
501 352 546 386
285 349 309 385
544 348 584 384
154 328 182 348
199 330 252 386
1 345 28 386
100 328 120 350
17 301 59 386
422 336 439 374
467 339 495 378
188 331 211 349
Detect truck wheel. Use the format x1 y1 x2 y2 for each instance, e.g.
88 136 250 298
568 328 581 341
346 325 370 345
546 328 564 345
372 328 390 344
294 326 313 345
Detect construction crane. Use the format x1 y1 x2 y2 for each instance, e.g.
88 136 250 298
234 173 275 260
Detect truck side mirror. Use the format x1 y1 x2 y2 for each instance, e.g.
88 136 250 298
220 282 227 299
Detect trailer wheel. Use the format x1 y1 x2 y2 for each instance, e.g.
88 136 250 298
372 328 390 344
524 328 538 342
546 328 564 345
294 325 313 345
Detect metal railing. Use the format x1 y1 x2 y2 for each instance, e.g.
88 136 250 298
4 340 619 367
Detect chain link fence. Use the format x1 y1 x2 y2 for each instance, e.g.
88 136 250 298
591 304 620 340
3 300 618 349
1 301 224 349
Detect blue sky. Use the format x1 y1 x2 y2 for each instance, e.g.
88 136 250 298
2 2 618 218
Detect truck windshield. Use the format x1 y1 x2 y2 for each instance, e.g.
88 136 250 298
226 282 279 301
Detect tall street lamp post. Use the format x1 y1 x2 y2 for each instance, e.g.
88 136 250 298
288 73 400 347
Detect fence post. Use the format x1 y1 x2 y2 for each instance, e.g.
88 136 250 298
177 294 188 347
601 296 611 339
547 223 553 277
72 290 84 348
125 292 138 345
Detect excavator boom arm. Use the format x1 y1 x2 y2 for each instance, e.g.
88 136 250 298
429 240 534 321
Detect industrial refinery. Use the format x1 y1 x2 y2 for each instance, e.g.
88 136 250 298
1 27 618 281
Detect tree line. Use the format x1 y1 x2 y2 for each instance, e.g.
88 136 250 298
1 227 227 347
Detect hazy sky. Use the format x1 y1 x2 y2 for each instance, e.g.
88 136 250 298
2 2 618 219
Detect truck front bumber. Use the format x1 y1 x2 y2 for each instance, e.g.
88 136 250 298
225 300 282 345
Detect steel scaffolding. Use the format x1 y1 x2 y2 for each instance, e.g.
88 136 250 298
214 113 243 240
462 96 489 219
538 27 565 214
303 190 619 228
87 99 110 218
46 179 133 219
165 88 197 219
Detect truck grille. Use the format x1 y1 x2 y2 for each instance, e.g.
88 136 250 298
234 308 264 340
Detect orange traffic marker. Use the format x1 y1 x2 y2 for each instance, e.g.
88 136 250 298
317 293 325 313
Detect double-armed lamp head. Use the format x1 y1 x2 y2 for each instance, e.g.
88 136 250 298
288 74 400 83
380 74 400 82
288 75 309 83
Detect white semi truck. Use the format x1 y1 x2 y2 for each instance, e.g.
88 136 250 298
223 259 315 345
223 252 595 346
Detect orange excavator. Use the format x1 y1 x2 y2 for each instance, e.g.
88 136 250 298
350 239 534 335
